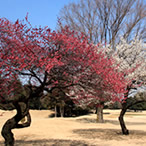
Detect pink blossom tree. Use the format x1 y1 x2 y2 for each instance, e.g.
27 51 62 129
0 17 128 145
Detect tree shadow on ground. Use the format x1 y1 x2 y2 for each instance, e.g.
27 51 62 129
76 118 146 125
73 128 146 141
0 139 94 146
105 119 146 125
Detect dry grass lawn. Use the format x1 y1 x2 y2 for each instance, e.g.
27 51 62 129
0 109 146 146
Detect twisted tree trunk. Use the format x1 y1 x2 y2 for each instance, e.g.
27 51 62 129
119 99 146 135
118 85 131 135
1 101 31 146
119 103 129 135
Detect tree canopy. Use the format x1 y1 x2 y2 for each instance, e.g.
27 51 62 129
0 17 131 145
59 0 145 47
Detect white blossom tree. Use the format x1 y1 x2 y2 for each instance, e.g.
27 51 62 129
106 37 146 134
106 37 146 81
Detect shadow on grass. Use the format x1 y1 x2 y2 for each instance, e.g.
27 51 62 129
73 128 146 140
76 118 146 125
1 129 146 145
0 139 94 146
105 119 146 125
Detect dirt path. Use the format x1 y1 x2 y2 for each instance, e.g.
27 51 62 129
0 109 146 146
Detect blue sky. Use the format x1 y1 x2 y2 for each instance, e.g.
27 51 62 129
0 0 78 30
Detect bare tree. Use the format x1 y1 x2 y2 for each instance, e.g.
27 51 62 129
59 0 146 47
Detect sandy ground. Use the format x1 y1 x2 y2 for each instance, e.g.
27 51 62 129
0 109 146 146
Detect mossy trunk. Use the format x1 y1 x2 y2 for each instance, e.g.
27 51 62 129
1 101 31 146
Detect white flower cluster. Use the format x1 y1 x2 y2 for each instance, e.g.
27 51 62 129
106 37 146 82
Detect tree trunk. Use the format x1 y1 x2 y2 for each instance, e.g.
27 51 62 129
60 105 64 117
96 106 104 123
54 105 57 117
119 100 145 135
1 101 31 146
119 104 129 135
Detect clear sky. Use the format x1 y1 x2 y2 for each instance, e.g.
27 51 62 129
0 0 78 30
